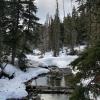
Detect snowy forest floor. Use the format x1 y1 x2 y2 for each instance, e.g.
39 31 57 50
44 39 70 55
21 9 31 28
1 45 99 100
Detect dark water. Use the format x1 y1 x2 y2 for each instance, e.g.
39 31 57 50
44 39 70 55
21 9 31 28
32 75 70 100
32 75 70 86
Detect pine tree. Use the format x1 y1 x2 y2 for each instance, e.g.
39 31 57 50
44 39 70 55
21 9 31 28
39 14 50 54
0 0 10 64
52 0 60 56
0 0 5 64
70 0 100 99
77 0 100 46
48 17 54 51
0 0 39 70
71 7 78 52
3 0 24 65
63 14 72 47
76 9 88 45
70 40 100 100
63 13 77 54
17 0 39 69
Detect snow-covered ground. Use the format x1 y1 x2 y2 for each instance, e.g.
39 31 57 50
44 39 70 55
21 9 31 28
27 45 86 68
27 54 78 68
0 46 86 100
0 64 49 100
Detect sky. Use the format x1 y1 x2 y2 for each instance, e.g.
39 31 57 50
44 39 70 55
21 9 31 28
35 0 77 24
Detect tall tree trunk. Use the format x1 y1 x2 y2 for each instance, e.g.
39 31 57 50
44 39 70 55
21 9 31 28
11 46 16 65
11 0 20 65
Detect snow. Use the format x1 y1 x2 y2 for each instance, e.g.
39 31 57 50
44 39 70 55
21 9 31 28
89 91 100 100
27 51 78 68
3 64 22 76
40 55 78 68
0 46 85 99
74 45 86 52
0 64 49 100
81 77 94 87
33 49 41 55
0 79 27 100
26 45 86 68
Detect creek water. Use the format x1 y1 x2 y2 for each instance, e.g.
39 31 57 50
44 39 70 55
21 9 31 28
32 75 71 100
40 94 69 100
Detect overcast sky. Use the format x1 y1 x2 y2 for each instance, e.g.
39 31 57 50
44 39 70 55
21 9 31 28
35 0 77 24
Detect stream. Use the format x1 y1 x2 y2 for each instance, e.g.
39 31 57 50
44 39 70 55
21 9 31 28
32 74 71 100
40 94 69 100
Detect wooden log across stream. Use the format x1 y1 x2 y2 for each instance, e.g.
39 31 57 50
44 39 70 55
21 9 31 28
26 85 74 94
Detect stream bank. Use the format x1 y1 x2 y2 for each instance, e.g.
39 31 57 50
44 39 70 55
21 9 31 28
25 67 73 100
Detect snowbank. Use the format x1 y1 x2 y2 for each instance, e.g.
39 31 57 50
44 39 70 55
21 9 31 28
26 45 86 68
27 52 78 68
0 64 49 100
40 55 78 68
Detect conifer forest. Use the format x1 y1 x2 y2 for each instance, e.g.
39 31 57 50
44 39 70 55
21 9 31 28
0 0 100 100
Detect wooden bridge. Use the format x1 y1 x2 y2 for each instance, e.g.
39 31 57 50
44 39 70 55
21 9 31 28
26 85 74 94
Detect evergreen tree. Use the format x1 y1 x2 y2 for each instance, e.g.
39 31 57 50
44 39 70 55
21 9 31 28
39 14 50 54
63 13 77 54
48 17 54 51
71 7 78 51
46 0 61 57
63 14 73 47
76 9 88 45
0 0 39 70
52 0 61 56
70 40 100 100
70 0 100 99
18 0 39 69
0 0 10 64
0 0 5 64
77 0 100 46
